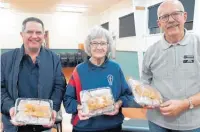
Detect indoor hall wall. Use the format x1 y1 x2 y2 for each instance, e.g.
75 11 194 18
0 9 99 49
97 0 165 79
193 0 200 36
100 0 136 51
99 0 140 79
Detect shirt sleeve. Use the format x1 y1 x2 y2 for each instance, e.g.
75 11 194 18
1 53 15 114
118 67 134 107
50 60 66 112
63 73 79 114
141 50 153 85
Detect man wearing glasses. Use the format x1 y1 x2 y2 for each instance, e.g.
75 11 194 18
141 0 200 131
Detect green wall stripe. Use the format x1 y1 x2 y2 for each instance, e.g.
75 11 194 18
1 49 140 79
116 51 140 79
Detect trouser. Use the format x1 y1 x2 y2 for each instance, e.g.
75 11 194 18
149 121 200 132
72 125 122 132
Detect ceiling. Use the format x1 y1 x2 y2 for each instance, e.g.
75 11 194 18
3 0 122 14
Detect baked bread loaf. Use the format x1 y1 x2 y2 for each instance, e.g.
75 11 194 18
127 78 163 105
135 85 158 99
80 88 115 117
87 95 113 111
13 98 53 125
24 104 51 118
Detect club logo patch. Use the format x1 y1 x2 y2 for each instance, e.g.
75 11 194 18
107 74 113 86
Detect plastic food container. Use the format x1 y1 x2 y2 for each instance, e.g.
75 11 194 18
12 98 53 125
80 87 115 117
127 78 163 107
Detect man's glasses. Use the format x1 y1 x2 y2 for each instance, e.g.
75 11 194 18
90 42 108 48
159 11 184 22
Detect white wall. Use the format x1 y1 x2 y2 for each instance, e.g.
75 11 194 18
0 9 99 49
99 0 136 51
98 0 163 76
193 0 200 36
134 0 163 52
0 9 22 49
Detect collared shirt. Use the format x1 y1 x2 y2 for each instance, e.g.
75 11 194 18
88 56 108 70
141 30 200 130
18 54 39 98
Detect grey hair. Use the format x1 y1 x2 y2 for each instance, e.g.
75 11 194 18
84 26 114 56
22 17 44 32
157 0 185 18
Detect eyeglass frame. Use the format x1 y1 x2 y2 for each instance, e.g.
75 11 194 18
158 11 184 22
90 41 108 48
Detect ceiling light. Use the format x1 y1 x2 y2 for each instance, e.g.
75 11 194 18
0 2 10 9
56 4 88 13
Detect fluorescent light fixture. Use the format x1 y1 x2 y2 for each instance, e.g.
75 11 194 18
56 4 88 13
0 2 10 9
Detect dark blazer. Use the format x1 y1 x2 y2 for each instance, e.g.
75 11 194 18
1 45 66 131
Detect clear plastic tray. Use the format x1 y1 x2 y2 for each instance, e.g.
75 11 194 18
127 78 163 107
80 87 115 117
12 98 53 125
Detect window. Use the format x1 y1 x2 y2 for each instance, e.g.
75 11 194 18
148 0 195 34
148 3 161 34
101 22 109 30
119 13 136 38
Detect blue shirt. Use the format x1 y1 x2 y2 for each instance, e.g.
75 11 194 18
18 54 39 98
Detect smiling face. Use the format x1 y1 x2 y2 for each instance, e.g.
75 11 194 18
20 21 45 53
157 1 187 39
90 37 108 59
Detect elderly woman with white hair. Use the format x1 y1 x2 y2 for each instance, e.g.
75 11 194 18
63 26 133 132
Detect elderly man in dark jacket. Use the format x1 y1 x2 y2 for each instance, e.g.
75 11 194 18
1 17 66 132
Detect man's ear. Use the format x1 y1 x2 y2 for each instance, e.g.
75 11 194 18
44 32 47 39
183 12 187 22
157 19 161 28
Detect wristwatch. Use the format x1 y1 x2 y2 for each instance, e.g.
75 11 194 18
188 98 194 109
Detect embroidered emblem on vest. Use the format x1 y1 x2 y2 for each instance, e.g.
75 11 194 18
107 74 113 86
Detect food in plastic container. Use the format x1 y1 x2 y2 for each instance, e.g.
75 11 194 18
127 78 163 107
80 87 115 117
12 98 53 125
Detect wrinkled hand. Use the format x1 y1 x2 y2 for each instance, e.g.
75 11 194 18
9 107 25 126
77 105 90 120
160 100 188 117
43 110 57 128
104 100 122 116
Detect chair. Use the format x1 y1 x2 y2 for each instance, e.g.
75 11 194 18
68 53 76 67
59 53 68 67
75 52 83 65
54 109 62 132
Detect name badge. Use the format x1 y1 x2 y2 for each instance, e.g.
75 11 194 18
184 55 194 59
183 60 194 63
183 55 194 63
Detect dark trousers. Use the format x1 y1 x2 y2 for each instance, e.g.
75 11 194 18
73 125 122 132
17 125 50 132
149 121 200 132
